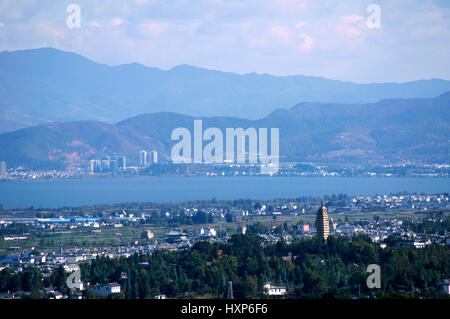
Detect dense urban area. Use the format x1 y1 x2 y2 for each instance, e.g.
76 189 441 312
1 156 449 180
0 192 449 299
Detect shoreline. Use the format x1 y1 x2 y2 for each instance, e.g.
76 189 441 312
1 173 449 183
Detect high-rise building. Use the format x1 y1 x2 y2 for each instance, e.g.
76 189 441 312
89 160 95 172
93 160 102 172
0 161 6 178
150 151 158 164
109 156 126 170
139 150 147 167
90 156 126 173
117 156 126 169
110 158 119 172
101 156 111 171
315 202 330 241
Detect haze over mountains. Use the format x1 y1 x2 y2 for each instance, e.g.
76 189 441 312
1 92 448 169
1 47 450 134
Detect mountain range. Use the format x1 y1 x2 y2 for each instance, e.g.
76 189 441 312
1 92 448 169
2 47 450 133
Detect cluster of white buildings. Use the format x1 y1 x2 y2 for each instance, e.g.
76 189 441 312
139 150 158 167
89 156 127 173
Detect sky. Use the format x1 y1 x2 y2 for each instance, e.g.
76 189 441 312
0 0 449 83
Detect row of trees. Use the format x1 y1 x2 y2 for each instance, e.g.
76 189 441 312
0 223 34 236
403 214 450 236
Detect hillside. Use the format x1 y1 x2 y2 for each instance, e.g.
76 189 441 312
0 121 165 169
1 48 450 133
0 92 448 169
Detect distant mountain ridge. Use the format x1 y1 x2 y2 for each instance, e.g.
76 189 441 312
1 47 450 133
0 92 448 169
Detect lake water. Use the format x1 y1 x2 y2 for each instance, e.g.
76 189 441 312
0 176 448 209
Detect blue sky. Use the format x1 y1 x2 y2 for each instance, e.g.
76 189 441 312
0 0 449 83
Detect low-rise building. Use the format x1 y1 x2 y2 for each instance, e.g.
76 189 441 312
166 230 188 243
92 283 121 297
263 282 287 296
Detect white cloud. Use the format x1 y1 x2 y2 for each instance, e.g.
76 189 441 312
88 21 102 28
0 0 37 22
274 0 308 11
138 21 168 36
270 25 291 40
36 22 64 40
0 0 449 82
111 18 124 26
336 24 362 38
340 15 365 24
298 34 314 51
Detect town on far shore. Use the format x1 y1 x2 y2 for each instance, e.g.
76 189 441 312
1 151 449 180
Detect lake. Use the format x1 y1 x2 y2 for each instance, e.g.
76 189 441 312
0 176 448 209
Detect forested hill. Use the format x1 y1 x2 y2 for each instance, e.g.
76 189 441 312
1 234 449 299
